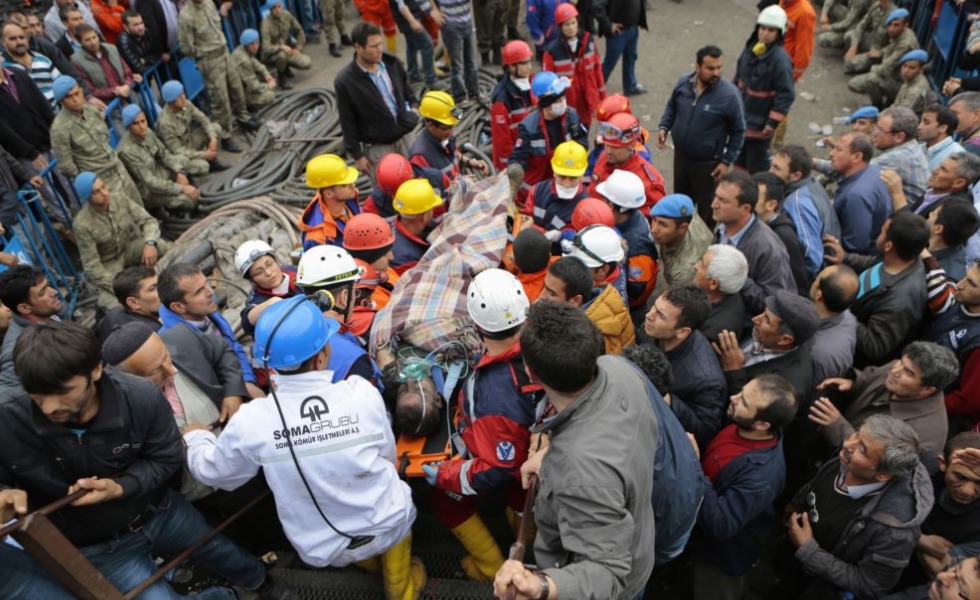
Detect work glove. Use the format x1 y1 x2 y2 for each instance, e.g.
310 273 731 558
421 462 441 487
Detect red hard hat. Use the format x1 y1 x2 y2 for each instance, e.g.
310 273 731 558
354 259 381 289
596 93 632 123
600 112 641 148
571 198 615 231
502 40 533 65
555 3 579 24
343 213 395 251
375 153 414 196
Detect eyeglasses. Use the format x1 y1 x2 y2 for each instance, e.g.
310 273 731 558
872 126 895 135
805 491 820 524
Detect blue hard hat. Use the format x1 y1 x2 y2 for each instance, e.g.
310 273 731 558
253 296 340 370
531 71 570 99
886 8 909 24
650 194 695 219
900 49 928 65
240 28 259 45
848 105 879 124
52 75 77 102
73 172 97 203
161 80 184 104
122 104 143 128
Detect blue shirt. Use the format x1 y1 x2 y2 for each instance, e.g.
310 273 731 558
361 60 398 118
834 164 892 255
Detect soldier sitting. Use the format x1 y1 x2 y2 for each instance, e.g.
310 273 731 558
232 29 278 108
847 8 919 108
260 0 312 87
891 49 935 115
156 80 237 164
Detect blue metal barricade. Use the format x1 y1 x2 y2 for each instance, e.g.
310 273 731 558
15 186 81 315
104 98 125 148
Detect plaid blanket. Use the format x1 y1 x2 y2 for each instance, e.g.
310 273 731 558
370 174 513 357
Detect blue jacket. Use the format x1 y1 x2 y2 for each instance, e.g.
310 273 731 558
526 179 587 231
526 0 567 48
159 306 256 384
834 164 893 255
693 431 786 577
328 331 382 389
782 179 824 277
658 72 745 165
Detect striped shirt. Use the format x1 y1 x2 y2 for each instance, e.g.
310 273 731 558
437 0 472 25
2 52 61 107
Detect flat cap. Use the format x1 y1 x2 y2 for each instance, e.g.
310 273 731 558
765 290 820 344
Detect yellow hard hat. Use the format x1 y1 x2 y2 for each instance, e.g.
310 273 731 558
393 178 442 215
419 90 462 126
306 154 359 189
551 141 588 177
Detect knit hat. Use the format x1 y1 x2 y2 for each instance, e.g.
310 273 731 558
765 291 820 344
73 172 98 203
161 80 184 104
650 194 695 219
886 8 910 24
513 228 552 273
122 104 143 128
101 322 157 366
52 75 77 102
240 28 259 45
900 49 929 65
848 105 879 124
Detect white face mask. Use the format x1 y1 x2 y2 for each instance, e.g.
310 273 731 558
513 77 531 91
549 100 567 117
555 182 579 199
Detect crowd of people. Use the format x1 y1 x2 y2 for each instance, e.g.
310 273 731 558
2 0 980 599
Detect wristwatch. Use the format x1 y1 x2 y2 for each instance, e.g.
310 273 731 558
145 239 157 247
533 571 550 600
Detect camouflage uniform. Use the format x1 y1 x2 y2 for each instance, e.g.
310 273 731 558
818 0 872 48
260 11 312 76
847 28 918 106
320 0 347 46
117 129 203 210
843 0 896 74
178 0 251 138
156 103 221 164
231 46 276 110
73 196 169 308
892 73 936 115
49 104 144 207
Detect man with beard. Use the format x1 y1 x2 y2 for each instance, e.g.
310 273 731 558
0 266 62 390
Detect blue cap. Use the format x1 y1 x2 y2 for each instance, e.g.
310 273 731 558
264 0 283 10
886 8 909 24
122 104 143 128
52 75 77 102
161 80 184 104
240 28 259 45
848 105 879 124
73 172 98 203
900 49 928 65
650 194 695 219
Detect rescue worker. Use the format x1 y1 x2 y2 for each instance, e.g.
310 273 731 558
298 154 361 250
422 269 544 581
588 111 666 215
117 105 202 211
522 140 589 235
157 80 233 167
489 40 536 170
48 75 144 206
260 0 312 87
542 3 606 129
564 223 627 306
595 169 658 310
296 245 384 385
570 196 616 231
232 29 278 107
349 259 381 340
342 213 400 309
178 0 259 147
235 240 299 336
183 296 423 599
409 91 488 190
390 178 441 273
847 9 919 108
72 172 169 309
586 92 653 180
733 5 796 174
363 153 446 218
507 71 589 203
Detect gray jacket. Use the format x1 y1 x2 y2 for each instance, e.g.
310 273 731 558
715 216 796 316
159 322 248 407
0 314 28 392
532 355 658 599
810 310 858 385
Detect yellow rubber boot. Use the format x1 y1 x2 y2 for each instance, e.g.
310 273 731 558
354 556 381 573
386 34 398 53
380 534 426 600
505 507 538 548
450 514 505 581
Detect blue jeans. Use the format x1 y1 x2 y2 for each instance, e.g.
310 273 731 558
401 24 436 84
79 490 265 600
0 542 75 598
602 26 639 94
443 20 480 99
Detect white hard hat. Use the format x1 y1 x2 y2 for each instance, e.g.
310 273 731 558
296 245 361 288
564 224 625 268
466 269 529 333
757 5 787 33
595 169 646 210
235 240 275 277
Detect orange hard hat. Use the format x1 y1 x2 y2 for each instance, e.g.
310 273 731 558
343 213 395 251
571 198 616 231
354 259 381 289
599 112 641 148
555 3 579 24
502 40 533 65
596 93 632 123
375 153 414 196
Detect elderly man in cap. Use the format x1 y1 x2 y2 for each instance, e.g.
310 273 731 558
811 340 957 454
48 75 144 206
231 29 279 106
650 193 713 298
260 0 311 86
117 104 202 211
713 289 820 402
156 80 232 168
72 172 169 309
847 8 920 107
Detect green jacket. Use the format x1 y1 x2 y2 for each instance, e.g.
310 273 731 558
893 73 934 114
156 103 220 160
261 11 305 56
870 28 919 81
844 0 894 50
50 104 120 178
73 197 160 291
178 0 227 59
231 46 272 94
117 130 185 198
